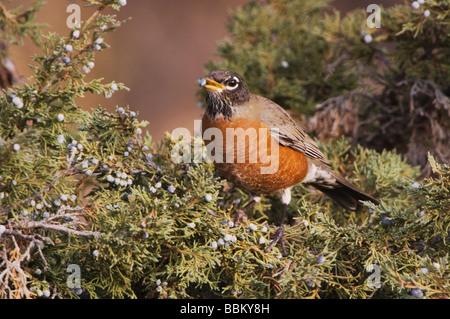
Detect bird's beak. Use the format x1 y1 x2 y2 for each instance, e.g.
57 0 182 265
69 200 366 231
199 77 225 91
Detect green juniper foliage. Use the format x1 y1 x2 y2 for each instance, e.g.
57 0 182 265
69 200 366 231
0 0 449 299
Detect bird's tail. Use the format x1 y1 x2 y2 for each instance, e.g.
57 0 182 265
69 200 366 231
308 169 379 211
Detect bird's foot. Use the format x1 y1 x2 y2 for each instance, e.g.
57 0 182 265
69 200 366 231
232 209 248 226
232 198 257 226
265 225 286 255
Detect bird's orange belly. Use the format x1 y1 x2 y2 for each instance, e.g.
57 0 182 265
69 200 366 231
202 116 308 194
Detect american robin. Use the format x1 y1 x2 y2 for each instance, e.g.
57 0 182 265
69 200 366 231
199 70 379 251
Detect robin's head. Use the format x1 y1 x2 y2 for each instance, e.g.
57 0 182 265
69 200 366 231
199 70 250 119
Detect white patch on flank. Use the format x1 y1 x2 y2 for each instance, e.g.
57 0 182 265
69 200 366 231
302 162 333 183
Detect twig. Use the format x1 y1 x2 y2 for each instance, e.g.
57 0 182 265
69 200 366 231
325 53 350 78
19 217 102 240
3 229 53 246
0 236 35 298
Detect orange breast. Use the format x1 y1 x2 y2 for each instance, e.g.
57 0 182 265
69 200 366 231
202 115 308 194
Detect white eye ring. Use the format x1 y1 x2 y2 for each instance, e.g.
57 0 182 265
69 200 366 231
225 76 240 90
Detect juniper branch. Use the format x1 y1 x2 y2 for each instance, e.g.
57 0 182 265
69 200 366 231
18 219 102 239
0 146 77 215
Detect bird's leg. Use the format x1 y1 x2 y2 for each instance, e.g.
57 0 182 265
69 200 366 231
266 188 291 254
233 196 260 226
265 203 287 254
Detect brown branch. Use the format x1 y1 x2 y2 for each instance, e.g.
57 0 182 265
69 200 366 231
19 220 101 239
12 205 102 240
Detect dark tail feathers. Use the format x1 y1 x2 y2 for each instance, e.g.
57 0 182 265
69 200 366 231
310 172 380 211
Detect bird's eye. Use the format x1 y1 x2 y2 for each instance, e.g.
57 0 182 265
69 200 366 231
225 77 239 90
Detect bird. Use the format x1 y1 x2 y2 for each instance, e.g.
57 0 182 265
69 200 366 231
199 70 379 252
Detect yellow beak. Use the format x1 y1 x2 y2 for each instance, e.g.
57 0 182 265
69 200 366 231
202 77 225 91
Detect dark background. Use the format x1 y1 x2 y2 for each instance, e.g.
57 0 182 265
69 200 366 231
10 0 399 141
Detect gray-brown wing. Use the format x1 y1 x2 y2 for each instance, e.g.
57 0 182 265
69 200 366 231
256 95 330 166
